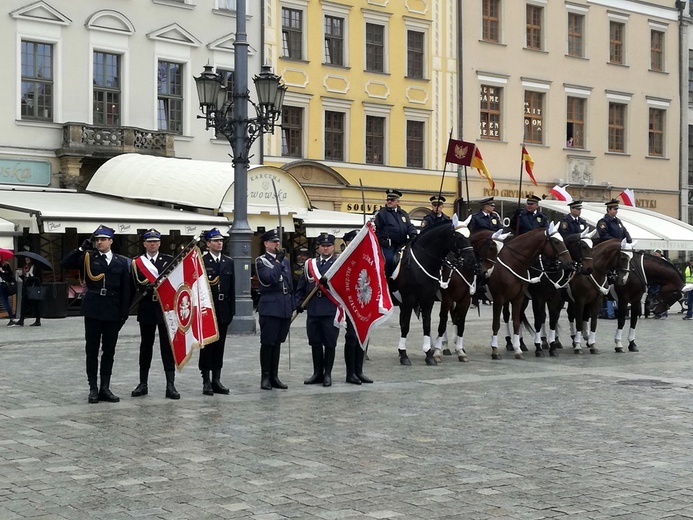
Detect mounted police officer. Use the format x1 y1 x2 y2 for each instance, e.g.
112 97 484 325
559 200 587 238
374 189 417 276
130 229 178 399
200 228 235 395
255 229 294 390
469 197 503 233
597 199 632 243
421 195 451 232
509 195 548 235
342 229 373 385
296 233 340 387
61 225 130 404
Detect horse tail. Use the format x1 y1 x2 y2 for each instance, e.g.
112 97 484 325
521 313 536 336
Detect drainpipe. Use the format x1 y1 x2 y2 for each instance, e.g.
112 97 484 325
676 0 687 223
456 0 464 208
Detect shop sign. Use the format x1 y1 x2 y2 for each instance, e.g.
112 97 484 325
0 159 51 186
343 203 384 213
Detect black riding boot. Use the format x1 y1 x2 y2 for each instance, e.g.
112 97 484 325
323 346 335 387
270 344 288 389
260 344 273 390
201 370 213 395
354 345 373 383
99 375 120 403
305 345 325 384
211 369 229 394
131 368 149 397
165 370 180 399
88 383 99 404
344 343 361 384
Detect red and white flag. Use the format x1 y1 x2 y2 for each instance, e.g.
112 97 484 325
550 185 573 202
323 222 393 349
154 246 218 370
620 188 635 207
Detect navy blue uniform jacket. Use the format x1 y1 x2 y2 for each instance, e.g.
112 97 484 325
132 253 173 325
509 208 548 235
203 252 236 324
374 207 417 248
255 253 294 318
295 256 337 317
469 210 503 233
597 214 632 242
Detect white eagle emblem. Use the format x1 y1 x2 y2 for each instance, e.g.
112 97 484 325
179 295 191 321
454 143 469 160
356 269 372 306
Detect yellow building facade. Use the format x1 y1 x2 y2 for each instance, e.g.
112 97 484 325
262 0 460 220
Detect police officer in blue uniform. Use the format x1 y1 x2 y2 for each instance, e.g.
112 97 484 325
420 195 451 232
342 230 373 385
469 197 503 233
509 195 548 235
374 189 417 276
597 199 632 242
62 225 130 404
559 200 587 238
200 228 235 395
130 229 178 399
296 233 340 387
255 229 294 390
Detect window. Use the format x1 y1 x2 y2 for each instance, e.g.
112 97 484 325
366 23 385 72
648 108 664 157
325 111 344 161
689 50 693 105
566 96 585 149
651 30 664 72
217 68 235 102
407 31 424 79
366 116 385 164
93 51 121 126
157 61 183 134
324 15 344 66
568 13 584 57
406 120 424 168
281 106 303 157
21 41 53 121
282 8 302 60
480 85 501 140
608 102 626 153
482 0 500 43
610 21 625 64
523 91 543 144
526 4 543 50
217 0 241 10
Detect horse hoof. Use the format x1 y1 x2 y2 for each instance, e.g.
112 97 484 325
535 349 544 358
514 353 524 360
573 348 583 355
458 354 469 362
433 348 442 363
549 349 559 357
550 341 562 351
628 345 639 352
442 348 452 356
425 353 438 366
519 339 528 352
590 348 600 355
614 347 625 354
399 355 412 366
492 353 502 360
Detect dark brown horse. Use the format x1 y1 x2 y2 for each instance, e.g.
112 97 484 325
611 252 692 353
525 229 595 357
391 217 476 366
487 224 573 360
565 238 633 354
433 229 506 362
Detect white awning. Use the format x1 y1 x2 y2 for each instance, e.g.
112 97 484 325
0 215 16 249
0 187 230 236
488 197 693 251
294 208 367 238
89 154 310 232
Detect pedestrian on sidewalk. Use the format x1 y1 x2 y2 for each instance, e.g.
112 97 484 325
0 261 17 326
684 258 693 320
130 229 179 399
16 256 43 327
255 229 293 390
62 225 130 404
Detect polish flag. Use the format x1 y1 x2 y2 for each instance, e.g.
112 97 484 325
550 185 573 202
620 189 635 207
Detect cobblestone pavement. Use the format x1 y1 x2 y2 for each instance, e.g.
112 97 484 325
1 305 693 519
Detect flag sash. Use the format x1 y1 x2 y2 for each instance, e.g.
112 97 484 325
305 258 344 327
154 246 219 370
134 255 159 283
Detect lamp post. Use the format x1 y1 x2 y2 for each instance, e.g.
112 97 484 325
194 2 286 333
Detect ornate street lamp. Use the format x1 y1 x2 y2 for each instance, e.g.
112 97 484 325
194 3 286 333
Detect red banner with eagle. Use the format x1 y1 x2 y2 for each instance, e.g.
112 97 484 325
322 222 393 349
154 245 218 370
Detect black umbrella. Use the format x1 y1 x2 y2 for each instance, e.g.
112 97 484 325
15 251 53 270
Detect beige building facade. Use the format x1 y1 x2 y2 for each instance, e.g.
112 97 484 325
461 0 682 218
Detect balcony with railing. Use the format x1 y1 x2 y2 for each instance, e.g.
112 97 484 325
59 123 175 158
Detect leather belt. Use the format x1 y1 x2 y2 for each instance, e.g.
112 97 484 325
218 294 225 301
88 288 119 297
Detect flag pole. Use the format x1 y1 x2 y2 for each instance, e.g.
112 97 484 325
437 129 453 202
463 165 471 217
517 143 524 208
359 178 367 225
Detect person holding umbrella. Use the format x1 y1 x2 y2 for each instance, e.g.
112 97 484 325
15 256 42 327
62 225 130 404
